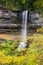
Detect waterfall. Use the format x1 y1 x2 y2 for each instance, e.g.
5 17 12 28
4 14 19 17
18 10 28 49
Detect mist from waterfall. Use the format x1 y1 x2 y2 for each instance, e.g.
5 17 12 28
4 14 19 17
18 11 28 49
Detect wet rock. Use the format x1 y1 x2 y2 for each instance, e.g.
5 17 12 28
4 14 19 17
26 40 31 48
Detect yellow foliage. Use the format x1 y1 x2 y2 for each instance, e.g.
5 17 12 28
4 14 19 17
13 56 26 64
0 51 4 56
0 56 12 64
37 27 43 33
0 33 43 65
0 51 26 64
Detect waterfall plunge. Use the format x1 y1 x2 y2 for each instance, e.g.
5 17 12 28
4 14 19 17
18 11 28 49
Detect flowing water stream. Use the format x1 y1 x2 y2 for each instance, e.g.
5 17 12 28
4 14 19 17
18 10 28 49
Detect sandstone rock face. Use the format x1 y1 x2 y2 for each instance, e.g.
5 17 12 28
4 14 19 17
0 7 43 33
0 7 22 24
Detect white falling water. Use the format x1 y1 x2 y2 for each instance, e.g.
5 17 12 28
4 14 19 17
18 11 28 49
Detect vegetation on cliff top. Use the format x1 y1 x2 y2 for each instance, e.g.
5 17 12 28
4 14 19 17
0 0 43 13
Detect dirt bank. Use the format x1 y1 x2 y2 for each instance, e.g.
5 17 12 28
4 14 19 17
0 34 20 40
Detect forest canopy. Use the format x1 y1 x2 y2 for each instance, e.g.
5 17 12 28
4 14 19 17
0 0 43 13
